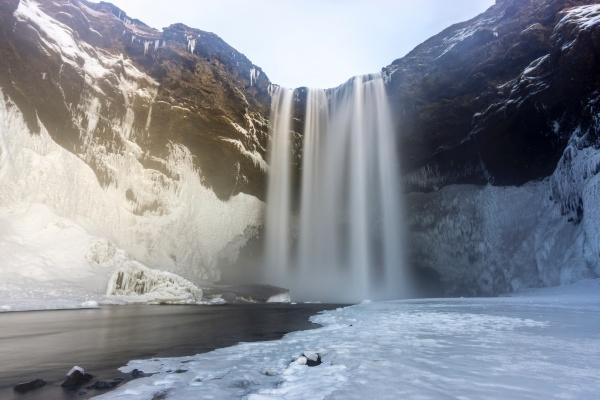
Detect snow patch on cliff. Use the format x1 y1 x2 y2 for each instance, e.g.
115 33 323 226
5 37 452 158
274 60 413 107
558 4 600 31
14 0 156 94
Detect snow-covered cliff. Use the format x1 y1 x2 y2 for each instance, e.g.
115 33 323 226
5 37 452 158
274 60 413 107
0 0 269 307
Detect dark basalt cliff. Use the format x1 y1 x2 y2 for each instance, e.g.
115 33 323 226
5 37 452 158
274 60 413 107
386 0 600 191
0 0 271 199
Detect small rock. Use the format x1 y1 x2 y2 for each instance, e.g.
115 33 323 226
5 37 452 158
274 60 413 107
61 366 93 389
130 369 148 378
14 379 46 393
304 352 322 367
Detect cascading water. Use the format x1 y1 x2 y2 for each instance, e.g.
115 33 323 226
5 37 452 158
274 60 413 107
265 75 407 302
264 87 295 286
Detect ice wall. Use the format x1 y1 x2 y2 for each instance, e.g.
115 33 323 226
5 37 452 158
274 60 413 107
0 89 263 284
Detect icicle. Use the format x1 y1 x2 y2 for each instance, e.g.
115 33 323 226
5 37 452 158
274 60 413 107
249 67 260 86
187 37 196 54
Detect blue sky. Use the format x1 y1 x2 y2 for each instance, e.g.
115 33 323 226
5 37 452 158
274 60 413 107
108 0 494 88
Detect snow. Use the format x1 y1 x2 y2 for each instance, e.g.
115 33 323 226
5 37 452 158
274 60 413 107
94 281 600 400
220 137 268 173
557 4 600 31
81 300 99 308
0 203 113 311
0 202 208 311
266 292 291 303
522 54 549 76
14 0 157 93
67 366 85 377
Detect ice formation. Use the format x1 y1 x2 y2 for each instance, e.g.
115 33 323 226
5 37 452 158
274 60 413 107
250 67 260 86
107 264 203 304
187 37 196 53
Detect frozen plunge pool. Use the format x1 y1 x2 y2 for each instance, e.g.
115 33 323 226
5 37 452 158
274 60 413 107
94 280 600 400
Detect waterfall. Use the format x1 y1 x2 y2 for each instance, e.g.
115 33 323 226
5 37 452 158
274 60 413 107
264 87 295 286
265 75 406 302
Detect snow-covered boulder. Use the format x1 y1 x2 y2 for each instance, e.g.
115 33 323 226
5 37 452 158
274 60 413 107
295 352 322 367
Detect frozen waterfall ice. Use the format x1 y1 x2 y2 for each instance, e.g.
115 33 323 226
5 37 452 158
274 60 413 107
265 75 407 302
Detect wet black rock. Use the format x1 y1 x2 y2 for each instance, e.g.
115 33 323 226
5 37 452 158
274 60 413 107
13 379 46 393
130 368 150 378
61 367 94 389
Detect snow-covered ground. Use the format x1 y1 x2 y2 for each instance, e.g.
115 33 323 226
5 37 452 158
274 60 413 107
95 280 600 400
0 203 215 311
0 203 113 311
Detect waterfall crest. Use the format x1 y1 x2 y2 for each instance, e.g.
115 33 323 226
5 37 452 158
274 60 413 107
265 75 406 302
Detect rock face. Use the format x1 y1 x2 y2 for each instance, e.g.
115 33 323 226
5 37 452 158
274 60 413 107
0 0 271 199
384 0 600 295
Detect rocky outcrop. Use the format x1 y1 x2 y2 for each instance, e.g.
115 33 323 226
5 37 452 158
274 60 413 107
385 0 600 295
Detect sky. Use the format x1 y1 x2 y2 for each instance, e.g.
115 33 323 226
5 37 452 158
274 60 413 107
107 0 495 89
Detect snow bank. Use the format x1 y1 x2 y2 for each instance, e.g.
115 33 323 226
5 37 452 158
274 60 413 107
0 203 206 311
93 281 600 400
0 203 115 311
